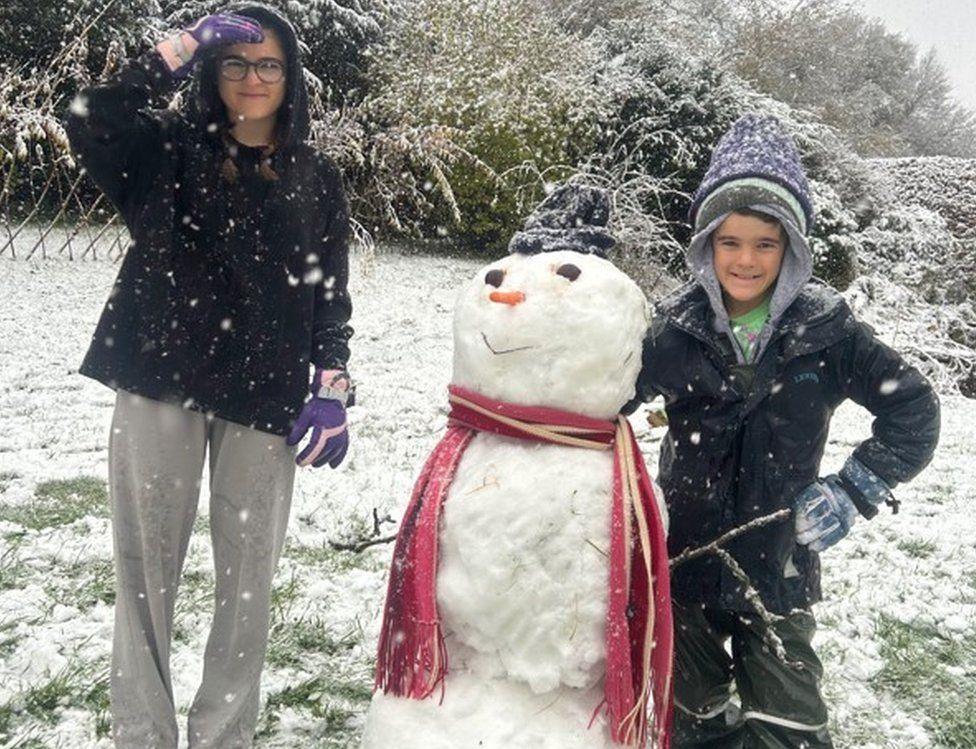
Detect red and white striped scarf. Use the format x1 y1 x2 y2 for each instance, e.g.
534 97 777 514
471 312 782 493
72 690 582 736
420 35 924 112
374 385 673 747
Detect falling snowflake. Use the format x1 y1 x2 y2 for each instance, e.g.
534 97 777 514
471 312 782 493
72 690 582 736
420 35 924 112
879 379 900 395
68 95 89 117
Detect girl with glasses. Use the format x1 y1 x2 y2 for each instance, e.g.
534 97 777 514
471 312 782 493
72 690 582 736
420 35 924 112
66 3 353 746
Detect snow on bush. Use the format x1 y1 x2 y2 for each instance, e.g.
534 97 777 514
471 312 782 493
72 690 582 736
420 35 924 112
845 273 976 397
872 156 976 242
349 0 601 249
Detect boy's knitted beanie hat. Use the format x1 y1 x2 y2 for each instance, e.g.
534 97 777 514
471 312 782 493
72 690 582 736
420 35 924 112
508 183 616 257
689 114 815 235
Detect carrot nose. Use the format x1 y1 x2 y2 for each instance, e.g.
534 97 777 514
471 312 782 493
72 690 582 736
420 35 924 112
489 290 526 306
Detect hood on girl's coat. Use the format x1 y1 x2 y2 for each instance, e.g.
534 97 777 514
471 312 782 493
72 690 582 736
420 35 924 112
685 203 813 363
185 2 310 150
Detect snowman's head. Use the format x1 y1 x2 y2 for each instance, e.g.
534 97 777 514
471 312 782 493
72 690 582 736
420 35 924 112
451 250 649 419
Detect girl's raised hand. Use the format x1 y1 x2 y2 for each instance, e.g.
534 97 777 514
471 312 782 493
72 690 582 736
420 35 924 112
157 13 264 76
184 13 264 49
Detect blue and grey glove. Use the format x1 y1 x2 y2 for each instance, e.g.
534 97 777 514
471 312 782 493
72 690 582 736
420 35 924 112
793 457 895 552
793 476 859 552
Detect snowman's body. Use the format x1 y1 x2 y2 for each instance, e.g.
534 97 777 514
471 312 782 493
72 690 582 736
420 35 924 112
361 250 656 749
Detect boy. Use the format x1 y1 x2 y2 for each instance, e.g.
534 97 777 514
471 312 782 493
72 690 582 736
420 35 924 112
625 114 940 748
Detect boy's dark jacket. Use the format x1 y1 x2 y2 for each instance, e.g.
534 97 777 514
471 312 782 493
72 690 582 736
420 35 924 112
65 4 351 436
627 279 940 615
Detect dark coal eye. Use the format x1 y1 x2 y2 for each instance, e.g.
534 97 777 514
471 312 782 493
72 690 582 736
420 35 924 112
485 269 505 287
556 263 581 281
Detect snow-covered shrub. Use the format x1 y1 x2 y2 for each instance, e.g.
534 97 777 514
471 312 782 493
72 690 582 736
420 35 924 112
862 158 975 305
582 22 745 272
872 156 976 242
728 0 976 159
845 274 976 397
1 0 160 74
0 3 139 223
352 0 600 250
807 180 860 289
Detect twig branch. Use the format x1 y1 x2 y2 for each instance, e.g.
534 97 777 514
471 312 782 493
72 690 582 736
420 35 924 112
329 508 398 554
329 533 398 554
669 509 792 569
712 547 803 669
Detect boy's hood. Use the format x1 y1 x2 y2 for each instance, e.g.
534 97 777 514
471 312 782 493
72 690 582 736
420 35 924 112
185 2 310 150
685 203 813 360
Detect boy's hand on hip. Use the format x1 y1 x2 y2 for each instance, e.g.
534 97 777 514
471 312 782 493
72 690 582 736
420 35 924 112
793 476 859 552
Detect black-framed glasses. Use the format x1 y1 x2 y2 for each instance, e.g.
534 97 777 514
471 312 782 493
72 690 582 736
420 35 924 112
219 56 285 84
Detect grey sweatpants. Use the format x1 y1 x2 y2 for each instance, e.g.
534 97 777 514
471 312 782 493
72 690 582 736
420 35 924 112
108 390 296 748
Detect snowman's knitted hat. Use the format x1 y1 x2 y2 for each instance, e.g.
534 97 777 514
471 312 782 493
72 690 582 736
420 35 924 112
508 183 616 257
689 114 815 235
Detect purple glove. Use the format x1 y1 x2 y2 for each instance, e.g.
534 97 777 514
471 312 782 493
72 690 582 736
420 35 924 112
185 13 264 48
286 368 352 469
157 14 264 77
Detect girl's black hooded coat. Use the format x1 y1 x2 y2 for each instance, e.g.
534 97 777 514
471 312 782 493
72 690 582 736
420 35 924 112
66 3 351 436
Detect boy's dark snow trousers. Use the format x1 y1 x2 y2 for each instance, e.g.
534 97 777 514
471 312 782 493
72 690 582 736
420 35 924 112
672 601 833 749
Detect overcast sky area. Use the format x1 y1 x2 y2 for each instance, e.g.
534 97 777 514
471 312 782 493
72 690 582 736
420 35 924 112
855 0 976 112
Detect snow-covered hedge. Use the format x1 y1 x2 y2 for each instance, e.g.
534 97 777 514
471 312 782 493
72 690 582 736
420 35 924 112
871 156 976 242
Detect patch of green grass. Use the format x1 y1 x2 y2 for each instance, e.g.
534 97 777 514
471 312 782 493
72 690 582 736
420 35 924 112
0 477 108 530
926 480 956 505
23 667 82 723
87 678 112 739
288 510 394 575
0 703 12 739
0 662 111 739
256 674 371 743
0 620 22 660
0 470 20 494
266 618 360 669
47 558 116 610
873 614 976 748
896 538 938 559
2 529 27 545
0 546 29 591
284 540 375 575
271 575 303 613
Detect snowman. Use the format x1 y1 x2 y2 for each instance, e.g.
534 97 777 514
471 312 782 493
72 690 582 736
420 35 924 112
361 185 673 749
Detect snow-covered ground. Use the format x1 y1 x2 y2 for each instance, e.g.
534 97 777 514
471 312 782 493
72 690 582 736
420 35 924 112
0 249 973 748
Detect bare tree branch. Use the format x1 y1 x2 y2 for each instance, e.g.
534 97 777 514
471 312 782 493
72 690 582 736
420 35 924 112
329 508 398 554
669 508 792 569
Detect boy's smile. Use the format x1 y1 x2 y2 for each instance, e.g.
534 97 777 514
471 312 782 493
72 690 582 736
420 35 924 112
711 211 786 317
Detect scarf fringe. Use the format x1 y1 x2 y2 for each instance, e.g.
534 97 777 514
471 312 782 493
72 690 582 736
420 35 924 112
374 616 449 701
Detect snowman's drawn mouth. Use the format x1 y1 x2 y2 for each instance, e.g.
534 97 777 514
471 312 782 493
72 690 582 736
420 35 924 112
481 332 536 356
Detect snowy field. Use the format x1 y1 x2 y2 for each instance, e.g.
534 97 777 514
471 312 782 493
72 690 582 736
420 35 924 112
0 249 974 748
